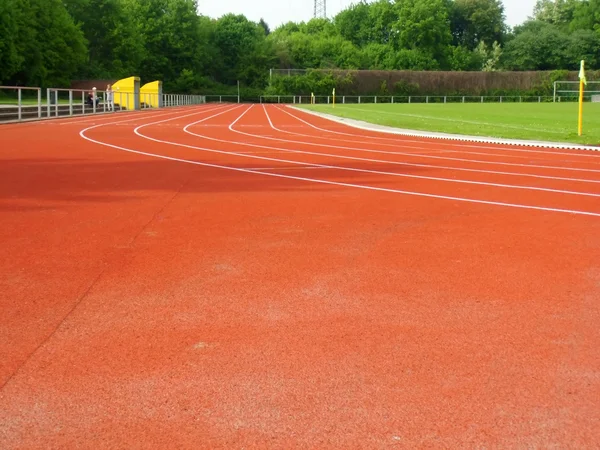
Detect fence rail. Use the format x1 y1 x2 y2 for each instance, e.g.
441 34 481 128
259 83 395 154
0 86 208 123
3 87 596 123
257 94 598 105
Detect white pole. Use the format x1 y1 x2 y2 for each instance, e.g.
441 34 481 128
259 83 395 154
237 80 240 104
17 88 22 121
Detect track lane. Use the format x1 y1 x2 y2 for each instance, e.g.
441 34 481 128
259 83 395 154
96 103 597 216
2 102 599 448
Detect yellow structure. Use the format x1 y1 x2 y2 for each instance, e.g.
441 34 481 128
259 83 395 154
140 81 163 108
111 76 140 110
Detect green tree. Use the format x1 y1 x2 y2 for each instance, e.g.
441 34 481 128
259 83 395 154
11 0 87 86
451 0 506 49
334 1 372 46
0 0 23 83
532 0 579 28
368 0 399 44
130 0 202 82
448 45 483 70
393 0 453 62
258 18 271 35
211 14 274 86
65 0 145 78
501 21 568 70
564 29 600 67
569 0 600 33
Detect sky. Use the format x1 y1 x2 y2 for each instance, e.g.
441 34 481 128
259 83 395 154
197 0 538 30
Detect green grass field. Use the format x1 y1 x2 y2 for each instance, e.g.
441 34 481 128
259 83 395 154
0 98 72 106
299 102 600 146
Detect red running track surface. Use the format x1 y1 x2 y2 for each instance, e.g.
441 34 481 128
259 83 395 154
1 104 599 448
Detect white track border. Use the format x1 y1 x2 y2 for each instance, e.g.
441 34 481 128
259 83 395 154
289 106 600 152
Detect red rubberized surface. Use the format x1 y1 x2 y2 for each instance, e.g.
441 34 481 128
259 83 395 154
1 104 599 448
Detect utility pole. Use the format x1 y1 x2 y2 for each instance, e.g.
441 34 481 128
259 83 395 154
314 0 326 19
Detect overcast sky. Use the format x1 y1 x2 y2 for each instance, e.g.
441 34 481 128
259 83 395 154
197 0 536 30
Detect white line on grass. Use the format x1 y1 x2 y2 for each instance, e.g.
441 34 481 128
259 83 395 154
277 106 600 161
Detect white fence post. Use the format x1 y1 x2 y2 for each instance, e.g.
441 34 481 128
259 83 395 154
17 88 22 121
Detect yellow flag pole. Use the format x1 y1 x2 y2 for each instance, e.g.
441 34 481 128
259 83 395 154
578 79 584 136
578 60 586 136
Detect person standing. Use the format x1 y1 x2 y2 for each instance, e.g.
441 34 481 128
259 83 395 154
106 84 113 111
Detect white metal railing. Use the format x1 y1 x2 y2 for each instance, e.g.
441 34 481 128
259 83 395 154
160 94 205 107
1 86 210 122
0 86 42 121
259 95 565 105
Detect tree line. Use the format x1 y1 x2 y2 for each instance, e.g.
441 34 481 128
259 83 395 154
0 0 598 93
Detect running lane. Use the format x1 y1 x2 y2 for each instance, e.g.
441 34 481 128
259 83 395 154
1 105 599 448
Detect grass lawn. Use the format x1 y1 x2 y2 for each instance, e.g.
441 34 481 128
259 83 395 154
0 98 73 106
298 102 600 146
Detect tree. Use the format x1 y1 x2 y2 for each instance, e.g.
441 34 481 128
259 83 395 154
569 0 600 33
211 14 273 86
448 45 483 70
393 0 453 63
130 0 202 82
65 0 145 78
532 0 579 28
501 21 568 70
564 29 600 67
10 0 87 86
0 0 23 83
368 0 399 44
476 40 502 70
451 0 507 49
258 18 270 36
334 1 372 46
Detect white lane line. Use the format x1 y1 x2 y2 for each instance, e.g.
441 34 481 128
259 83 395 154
188 109 600 185
276 106 600 165
225 107 600 175
291 106 600 153
50 105 227 128
324 107 567 134
79 104 238 135
248 166 330 170
52 105 211 126
135 105 600 199
79 109 600 218
182 106 600 186
267 107 555 162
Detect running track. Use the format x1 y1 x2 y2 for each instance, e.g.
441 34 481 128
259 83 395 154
1 104 599 448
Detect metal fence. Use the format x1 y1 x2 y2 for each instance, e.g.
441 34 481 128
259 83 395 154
258 95 573 105
4 86 596 123
0 86 210 123
0 86 43 121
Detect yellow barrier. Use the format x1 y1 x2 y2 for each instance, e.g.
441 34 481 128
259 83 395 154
140 80 162 108
111 76 140 110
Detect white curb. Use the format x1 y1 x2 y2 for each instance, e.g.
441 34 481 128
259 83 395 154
288 106 600 152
